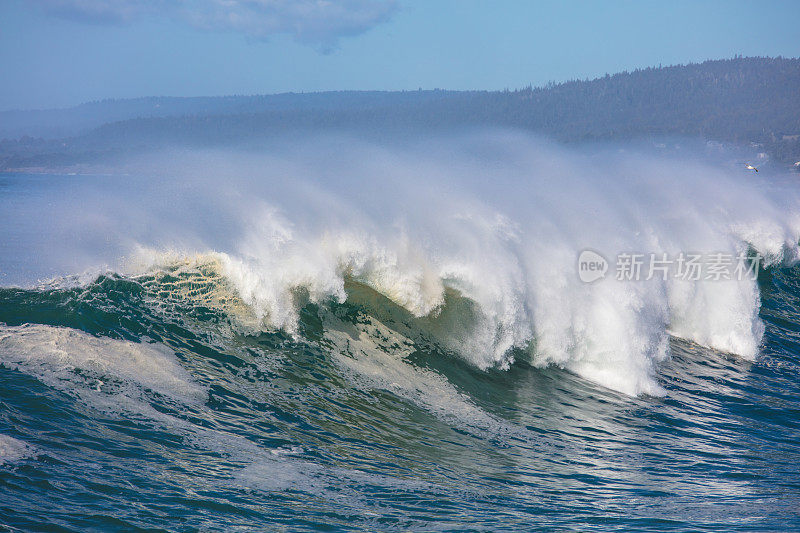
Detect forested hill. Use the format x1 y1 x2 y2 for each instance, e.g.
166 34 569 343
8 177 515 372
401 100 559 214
2 56 799 170
0 90 470 140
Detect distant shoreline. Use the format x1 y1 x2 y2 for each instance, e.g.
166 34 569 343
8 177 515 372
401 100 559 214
1 58 797 170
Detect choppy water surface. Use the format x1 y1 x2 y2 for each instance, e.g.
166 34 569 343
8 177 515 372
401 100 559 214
1 137 800 531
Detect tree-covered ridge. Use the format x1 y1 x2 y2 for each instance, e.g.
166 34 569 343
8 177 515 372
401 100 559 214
2 56 798 170
511 56 799 142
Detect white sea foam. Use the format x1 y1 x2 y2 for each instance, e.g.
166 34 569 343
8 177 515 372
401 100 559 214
0 434 34 465
0 323 207 403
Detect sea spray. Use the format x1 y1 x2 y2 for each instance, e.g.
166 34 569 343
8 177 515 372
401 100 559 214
3 132 800 395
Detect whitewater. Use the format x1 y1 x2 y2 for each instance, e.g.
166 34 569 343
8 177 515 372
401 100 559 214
1 132 800 530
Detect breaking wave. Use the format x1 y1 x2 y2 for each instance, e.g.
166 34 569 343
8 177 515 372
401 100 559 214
4 132 800 396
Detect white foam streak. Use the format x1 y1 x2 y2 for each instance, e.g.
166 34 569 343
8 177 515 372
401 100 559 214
0 434 34 465
0 324 206 403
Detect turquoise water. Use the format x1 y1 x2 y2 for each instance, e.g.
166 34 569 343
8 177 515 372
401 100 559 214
1 150 800 531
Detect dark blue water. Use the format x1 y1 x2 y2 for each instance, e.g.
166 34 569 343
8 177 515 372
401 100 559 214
1 170 799 531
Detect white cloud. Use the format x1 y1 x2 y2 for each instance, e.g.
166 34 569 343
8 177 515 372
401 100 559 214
33 0 399 48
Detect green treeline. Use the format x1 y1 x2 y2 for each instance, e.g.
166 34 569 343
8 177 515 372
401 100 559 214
1 57 798 169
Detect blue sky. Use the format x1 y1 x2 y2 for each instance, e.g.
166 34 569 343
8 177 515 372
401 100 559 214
1 0 799 110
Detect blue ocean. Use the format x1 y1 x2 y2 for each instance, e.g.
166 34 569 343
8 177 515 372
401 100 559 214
1 136 799 531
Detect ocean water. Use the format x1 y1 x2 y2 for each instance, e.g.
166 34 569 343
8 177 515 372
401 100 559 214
1 135 800 531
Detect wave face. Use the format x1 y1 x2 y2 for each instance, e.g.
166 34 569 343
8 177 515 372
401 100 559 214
6 132 794 395
2 133 800 530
